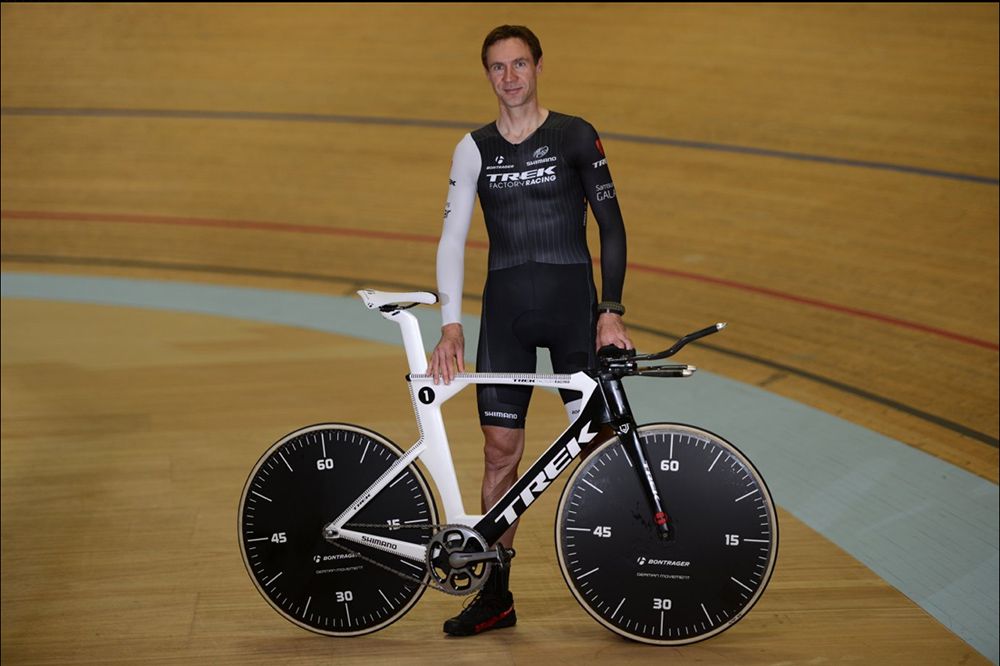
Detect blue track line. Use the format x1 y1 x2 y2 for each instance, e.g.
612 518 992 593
2 271 998 663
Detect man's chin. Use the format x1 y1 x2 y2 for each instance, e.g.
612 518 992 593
499 93 532 108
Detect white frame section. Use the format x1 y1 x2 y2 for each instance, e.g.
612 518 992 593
326 295 599 562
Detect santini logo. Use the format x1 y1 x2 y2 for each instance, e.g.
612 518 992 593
496 421 598 526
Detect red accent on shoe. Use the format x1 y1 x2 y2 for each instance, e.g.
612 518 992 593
474 605 514 633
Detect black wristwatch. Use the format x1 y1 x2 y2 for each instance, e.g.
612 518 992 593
597 301 625 316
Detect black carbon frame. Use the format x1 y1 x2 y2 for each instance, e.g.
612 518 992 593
473 386 612 546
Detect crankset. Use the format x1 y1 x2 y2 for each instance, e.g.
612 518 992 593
426 525 515 594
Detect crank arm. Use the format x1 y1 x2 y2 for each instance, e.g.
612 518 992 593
448 546 516 569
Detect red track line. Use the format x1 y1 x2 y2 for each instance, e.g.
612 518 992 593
3 209 997 351
628 263 998 350
0 209 488 249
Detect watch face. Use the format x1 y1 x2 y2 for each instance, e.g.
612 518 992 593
558 424 778 644
239 424 438 636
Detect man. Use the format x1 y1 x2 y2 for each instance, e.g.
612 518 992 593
430 24 633 636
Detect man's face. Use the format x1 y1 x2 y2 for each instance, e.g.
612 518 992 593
485 38 542 109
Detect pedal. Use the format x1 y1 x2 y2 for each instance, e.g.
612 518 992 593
496 545 516 568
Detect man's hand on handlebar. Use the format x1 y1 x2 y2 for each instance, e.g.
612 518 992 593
429 323 465 384
596 312 633 353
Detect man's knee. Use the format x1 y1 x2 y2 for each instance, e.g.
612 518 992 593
482 426 524 472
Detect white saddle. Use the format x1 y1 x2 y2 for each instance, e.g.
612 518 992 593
357 289 438 310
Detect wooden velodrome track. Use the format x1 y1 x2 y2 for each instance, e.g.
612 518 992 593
2 4 997 664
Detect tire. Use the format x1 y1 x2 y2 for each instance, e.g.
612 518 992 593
556 423 778 645
238 423 438 636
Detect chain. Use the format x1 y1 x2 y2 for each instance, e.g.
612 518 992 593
328 522 474 596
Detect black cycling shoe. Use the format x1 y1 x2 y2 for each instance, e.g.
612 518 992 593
443 590 517 636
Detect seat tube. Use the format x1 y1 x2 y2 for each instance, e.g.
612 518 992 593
600 375 673 539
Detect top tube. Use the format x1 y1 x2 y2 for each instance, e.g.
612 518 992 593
409 370 576 385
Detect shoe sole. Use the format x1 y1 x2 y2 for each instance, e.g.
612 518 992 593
444 610 517 636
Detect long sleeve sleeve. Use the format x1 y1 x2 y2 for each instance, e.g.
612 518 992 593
567 119 627 304
437 133 481 325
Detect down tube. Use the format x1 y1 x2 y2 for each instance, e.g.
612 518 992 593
473 390 607 545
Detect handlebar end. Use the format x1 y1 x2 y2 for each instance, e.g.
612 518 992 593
716 322 727 331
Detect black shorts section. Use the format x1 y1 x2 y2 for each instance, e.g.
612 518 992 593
476 262 597 428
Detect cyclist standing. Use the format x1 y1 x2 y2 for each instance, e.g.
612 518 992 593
429 24 633 636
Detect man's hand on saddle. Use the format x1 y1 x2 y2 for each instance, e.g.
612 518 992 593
430 323 465 384
596 313 633 352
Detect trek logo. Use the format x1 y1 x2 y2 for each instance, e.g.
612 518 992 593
487 166 557 189
592 158 607 169
361 534 398 551
350 491 372 512
487 166 557 183
496 421 599 526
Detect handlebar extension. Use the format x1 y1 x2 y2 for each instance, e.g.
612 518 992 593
635 322 726 362
597 323 726 377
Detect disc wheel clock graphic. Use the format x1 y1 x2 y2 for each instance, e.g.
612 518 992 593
239 423 438 636
556 423 778 645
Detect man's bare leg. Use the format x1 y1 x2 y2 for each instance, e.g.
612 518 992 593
481 425 525 549
443 425 523 636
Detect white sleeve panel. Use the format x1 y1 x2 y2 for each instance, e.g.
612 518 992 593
437 133 481 326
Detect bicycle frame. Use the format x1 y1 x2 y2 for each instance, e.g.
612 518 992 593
325 305 610 562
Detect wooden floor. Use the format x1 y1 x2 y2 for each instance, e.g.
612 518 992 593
2 4 997 664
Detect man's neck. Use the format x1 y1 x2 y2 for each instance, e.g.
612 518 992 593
496 103 549 144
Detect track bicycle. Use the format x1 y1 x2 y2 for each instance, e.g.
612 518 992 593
238 289 778 645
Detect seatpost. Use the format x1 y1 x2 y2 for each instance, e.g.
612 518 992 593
383 309 428 374
599 372 673 539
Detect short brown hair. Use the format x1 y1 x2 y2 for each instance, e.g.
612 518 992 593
481 25 543 69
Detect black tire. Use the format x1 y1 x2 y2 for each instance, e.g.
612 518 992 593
556 423 778 645
238 424 438 636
